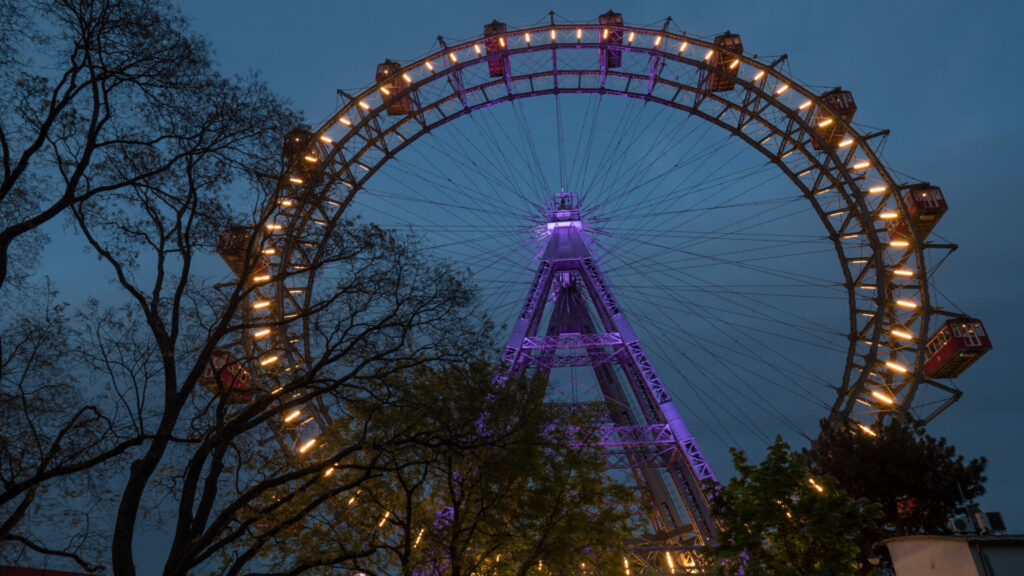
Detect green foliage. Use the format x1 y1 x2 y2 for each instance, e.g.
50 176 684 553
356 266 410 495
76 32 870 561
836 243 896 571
807 420 986 536
255 359 638 576
704 436 882 576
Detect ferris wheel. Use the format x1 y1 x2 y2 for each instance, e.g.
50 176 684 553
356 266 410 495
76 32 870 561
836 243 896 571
202 10 992 572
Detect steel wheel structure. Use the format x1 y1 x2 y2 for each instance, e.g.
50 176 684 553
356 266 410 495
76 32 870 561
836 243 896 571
214 12 984 574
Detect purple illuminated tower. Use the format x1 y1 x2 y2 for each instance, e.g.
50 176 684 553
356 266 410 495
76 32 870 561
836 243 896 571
498 192 716 570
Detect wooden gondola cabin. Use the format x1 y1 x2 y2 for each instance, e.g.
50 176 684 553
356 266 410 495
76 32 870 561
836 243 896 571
923 318 992 379
706 32 743 92
201 350 255 403
483 20 508 77
812 88 857 149
888 186 948 243
599 10 624 68
375 59 413 115
217 226 270 281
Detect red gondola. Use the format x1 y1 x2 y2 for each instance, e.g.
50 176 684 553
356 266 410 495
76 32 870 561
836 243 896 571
201 350 254 403
923 318 992 379
706 32 743 92
217 226 270 281
599 11 624 69
484 20 508 77
375 60 412 115
888 186 948 243
812 88 857 149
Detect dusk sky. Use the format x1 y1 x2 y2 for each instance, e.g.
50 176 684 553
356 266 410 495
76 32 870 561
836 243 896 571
20 2 1015 565
160 0 1023 531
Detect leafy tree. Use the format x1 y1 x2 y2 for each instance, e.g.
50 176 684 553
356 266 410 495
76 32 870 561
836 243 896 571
806 419 987 572
807 420 986 535
246 360 638 576
704 436 882 576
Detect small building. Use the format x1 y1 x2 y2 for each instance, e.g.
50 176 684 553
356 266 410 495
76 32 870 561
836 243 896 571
884 534 1024 576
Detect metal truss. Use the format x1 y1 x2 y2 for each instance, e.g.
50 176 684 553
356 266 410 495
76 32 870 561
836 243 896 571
246 19 954 438
496 196 718 556
210 13 977 574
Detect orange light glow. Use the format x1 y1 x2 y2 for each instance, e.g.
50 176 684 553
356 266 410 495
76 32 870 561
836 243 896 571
871 391 895 405
885 361 908 373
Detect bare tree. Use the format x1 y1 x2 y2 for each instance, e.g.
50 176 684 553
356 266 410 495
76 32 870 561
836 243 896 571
1 3 636 576
0 0 286 288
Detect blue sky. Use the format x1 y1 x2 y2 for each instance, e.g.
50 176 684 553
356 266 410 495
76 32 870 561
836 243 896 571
167 0 1024 531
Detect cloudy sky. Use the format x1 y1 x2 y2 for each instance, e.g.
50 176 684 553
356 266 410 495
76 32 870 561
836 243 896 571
163 0 1023 532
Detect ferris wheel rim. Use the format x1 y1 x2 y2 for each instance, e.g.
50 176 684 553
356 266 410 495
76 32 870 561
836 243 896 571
242 18 945 442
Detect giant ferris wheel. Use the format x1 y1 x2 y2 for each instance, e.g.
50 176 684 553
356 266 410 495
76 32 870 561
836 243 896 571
204 10 992 573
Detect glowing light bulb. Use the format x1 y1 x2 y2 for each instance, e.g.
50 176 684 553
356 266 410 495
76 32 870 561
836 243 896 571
885 361 908 373
871 391 895 405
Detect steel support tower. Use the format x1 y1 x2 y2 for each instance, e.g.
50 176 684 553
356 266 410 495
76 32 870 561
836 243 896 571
498 193 716 572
